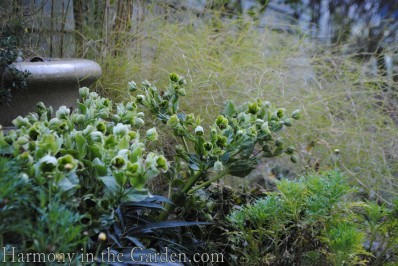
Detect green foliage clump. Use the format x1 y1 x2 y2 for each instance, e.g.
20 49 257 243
130 73 300 218
0 25 30 104
227 171 370 265
0 87 167 252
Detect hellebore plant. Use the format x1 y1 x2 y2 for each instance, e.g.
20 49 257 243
0 88 168 233
130 73 301 219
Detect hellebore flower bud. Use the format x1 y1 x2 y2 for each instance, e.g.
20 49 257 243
127 81 137 92
71 113 85 124
146 127 158 141
56 106 70 119
90 131 103 142
79 87 90 98
285 146 295 155
134 118 145 127
98 232 107 242
283 118 292 127
261 122 271 135
178 88 186 96
126 102 137 111
169 73 180 83
214 160 223 172
195 126 204 136
292 109 301 120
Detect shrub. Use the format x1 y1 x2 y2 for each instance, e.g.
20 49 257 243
0 25 30 104
227 171 370 265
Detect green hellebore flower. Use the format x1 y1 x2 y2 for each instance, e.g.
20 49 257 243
134 117 145 127
186 114 195 125
195 126 204 136
36 102 47 112
111 155 126 169
57 154 77 172
174 124 186 136
79 87 90 98
261 122 271 135
256 119 264 126
28 125 40 140
167 114 180 128
216 115 228 130
99 108 110 119
96 121 107 133
16 136 29 145
56 106 70 119
113 123 129 136
275 139 283 148
83 125 95 135
12 116 30 128
127 162 140 174
127 81 137 92
126 102 137 111
248 102 259 114
146 127 158 141
136 95 146 103
214 160 223 172
36 155 57 176
169 73 180 83
178 88 186 96
71 113 85 124
90 131 103 142
89 92 99 98
129 131 138 140
203 142 213 151
237 112 248 123
277 108 286 119
156 155 168 173
216 135 228 148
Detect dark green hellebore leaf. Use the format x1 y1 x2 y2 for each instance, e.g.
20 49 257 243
100 175 121 196
75 132 87 159
223 100 236 117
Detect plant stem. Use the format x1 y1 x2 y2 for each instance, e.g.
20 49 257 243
181 136 189 153
158 170 204 221
188 170 229 194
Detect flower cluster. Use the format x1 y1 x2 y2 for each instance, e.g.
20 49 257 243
0 87 168 231
130 74 300 200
